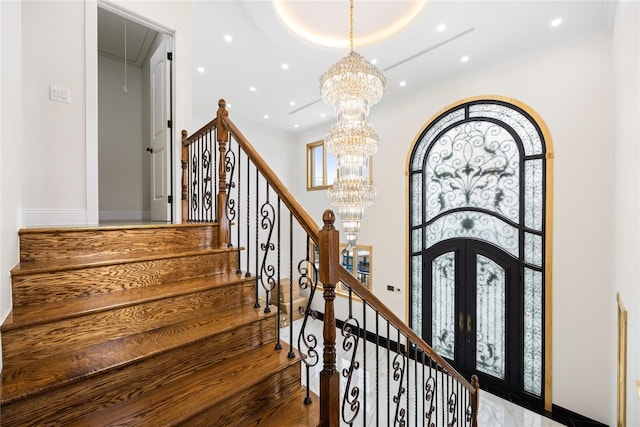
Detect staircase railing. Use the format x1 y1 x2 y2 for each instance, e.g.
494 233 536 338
182 99 479 426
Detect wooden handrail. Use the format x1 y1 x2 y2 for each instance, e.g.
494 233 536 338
337 263 477 394
183 117 218 147
219 111 321 242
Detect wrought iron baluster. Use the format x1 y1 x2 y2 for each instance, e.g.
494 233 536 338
213 127 218 221
387 320 391 425
259 185 276 314
223 140 236 246
392 329 406 427
245 154 251 278
375 311 380 427
236 141 241 271
287 213 295 359
362 301 366 427
297 257 319 405
425 356 436 426
274 197 282 349
254 166 259 308
448 374 458 426
341 288 360 425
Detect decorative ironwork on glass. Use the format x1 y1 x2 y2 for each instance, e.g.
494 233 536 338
341 314 361 425
411 255 423 337
411 107 465 170
469 103 543 156
476 255 506 379
432 252 455 360
524 232 543 267
425 121 520 223
525 159 543 231
524 268 543 396
426 212 519 257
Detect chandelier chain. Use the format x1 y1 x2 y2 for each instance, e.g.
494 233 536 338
349 0 354 52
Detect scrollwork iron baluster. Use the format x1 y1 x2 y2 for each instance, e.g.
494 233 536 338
224 147 237 234
341 305 361 425
392 348 407 427
297 258 319 405
259 199 276 313
425 376 436 426
447 392 458 427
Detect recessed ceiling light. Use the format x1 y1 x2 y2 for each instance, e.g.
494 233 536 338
437 23 446 32
321 113 326 118
294 124 299 128
264 114 269 119
227 104 232 108
224 34 233 42
461 55 470 63
399 81 407 87
282 63 289 70
550 18 562 27
249 86 256 92
290 101 295 106
196 66 205 73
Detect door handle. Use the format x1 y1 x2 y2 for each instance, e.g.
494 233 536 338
466 313 472 333
146 148 153 153
458 312 464 332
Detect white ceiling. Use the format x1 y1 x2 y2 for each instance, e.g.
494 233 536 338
98 7 158 67
192 1 614 135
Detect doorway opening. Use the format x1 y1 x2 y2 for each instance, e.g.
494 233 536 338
97 6 174 224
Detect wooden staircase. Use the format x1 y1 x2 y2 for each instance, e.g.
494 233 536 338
0 223 319 426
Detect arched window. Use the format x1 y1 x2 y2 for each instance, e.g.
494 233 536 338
408 97 552 408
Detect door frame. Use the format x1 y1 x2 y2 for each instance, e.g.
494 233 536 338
405 95 554 411
86 1 178 225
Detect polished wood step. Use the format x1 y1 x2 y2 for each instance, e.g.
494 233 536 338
2 276 258 367
65 342 302 427
10 248 240 306
242 387 321 427
18 223 219 262
1 302 278 406
2 272 252 332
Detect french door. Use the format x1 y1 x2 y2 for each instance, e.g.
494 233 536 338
425 239 521 395
408 98 552 407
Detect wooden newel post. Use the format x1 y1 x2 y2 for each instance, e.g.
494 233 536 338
181 130 189 223
319 209 340 427
216 99 230 246
471 374 480 427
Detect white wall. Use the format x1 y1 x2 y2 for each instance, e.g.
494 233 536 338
611 1 640 425
19 0 191 227
0 0 23 371
294 31 620 423
98 54 144 220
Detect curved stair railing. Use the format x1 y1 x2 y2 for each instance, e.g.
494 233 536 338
182 99 479 426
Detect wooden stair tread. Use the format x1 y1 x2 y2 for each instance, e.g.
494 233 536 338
2 272 254 331
242 386 320 427
1 302 277 404
67 342 302 427
11 246 238 276
18 222 218 235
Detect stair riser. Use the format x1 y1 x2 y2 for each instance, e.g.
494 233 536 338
11 251 240 306
3 281 257 367
1 317 277 426
19 225 219 262
180 363 302 427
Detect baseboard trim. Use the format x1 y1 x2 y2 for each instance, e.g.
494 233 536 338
551 404 608 426
21 208 87 227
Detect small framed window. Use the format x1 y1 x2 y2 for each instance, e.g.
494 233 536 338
306 140 337 190
306 140 374 191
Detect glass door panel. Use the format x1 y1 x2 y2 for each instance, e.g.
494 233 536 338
475 254 506 380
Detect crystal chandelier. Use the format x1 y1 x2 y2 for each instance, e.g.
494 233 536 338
320 0 386 248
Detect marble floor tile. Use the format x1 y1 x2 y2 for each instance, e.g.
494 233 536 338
279 318 563 427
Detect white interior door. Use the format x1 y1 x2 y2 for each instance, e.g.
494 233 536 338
149 36 171 221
